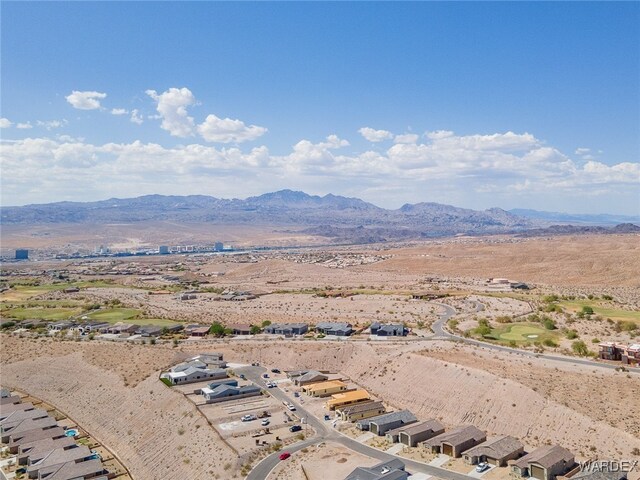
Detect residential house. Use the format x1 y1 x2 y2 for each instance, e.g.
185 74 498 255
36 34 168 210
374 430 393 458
27 445 91 478
568 466 628 480
102 322 139 335
345 459 408 480
510 445 575 480
229 324 252 335
422 425 486 457
190 353 227 369
362 410 417 436
202 384 261 403
315 322 353 336
293 371 328 386
337 401 386 422
72 323 110 335
395 419 445 447
2 417 59 443
0 403 36 418
48 322 73 333
463 435 525 466
621 344 640 365
286 369 311 379
1 408 49 426
264 323 308 336
17 436 76 465
8 426 66 454
1 394 22 406
302 380 348 397
135 325 163 337
370 322 409 337
189 326 209 337
598 342 624 361
327 390 371 411
35 458 106 480
163 324 184 334
193 379 238 394
162 367 227 385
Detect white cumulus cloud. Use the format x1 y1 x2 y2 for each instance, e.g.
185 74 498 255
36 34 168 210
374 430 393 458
16 122 33 129
358 127 393 142
146 87 195 137
65 90 107 110
130 109 144 125
0 118 13 128
197 114 267 143
394 133 419 144
111 108 128 115
36 119 68 130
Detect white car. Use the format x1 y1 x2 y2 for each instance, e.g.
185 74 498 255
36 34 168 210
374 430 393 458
241 414 257 422
261 419 270 426
287 404 296 411
476 462 490 473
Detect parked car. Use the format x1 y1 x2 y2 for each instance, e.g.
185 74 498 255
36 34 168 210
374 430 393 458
271 368 281 373
261 419 270 426
293 392 300 397
289 425 302 432
324 414 331 421
251 362 260 366
239 374 246 379
241 414 257 422
279 452 291 461
287 404 296 411
266 382 276 388
476 463 490 473
262 373 269 378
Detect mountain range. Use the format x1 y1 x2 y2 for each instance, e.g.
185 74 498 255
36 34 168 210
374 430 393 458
2 190 637 242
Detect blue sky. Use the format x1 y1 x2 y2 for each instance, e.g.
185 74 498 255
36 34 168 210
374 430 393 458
1 1 639 214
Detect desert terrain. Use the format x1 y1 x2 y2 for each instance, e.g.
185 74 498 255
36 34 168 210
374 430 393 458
1 233 639 479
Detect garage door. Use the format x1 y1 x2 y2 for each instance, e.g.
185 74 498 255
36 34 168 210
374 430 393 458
530 465 546 480
488 457 499 466
443 444 453 456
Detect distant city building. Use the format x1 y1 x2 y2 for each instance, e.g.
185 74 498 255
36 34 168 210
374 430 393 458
15 249 28 260
214 242 224 251
159 245 170 254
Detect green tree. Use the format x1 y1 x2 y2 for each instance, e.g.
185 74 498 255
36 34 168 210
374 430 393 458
572 340 589 356
250 325 261 335
209 322 226 337
261 320 272 328
581 306 594 315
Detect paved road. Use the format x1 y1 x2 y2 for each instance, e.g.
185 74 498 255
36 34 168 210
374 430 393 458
242 366 476 480
430 303 640 374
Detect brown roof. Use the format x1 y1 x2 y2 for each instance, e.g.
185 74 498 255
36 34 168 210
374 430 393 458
463 435 523 459
27 445 92 475
0 402 35 416
513 445 574 469
338 400 383 415
423 425 486 448
9 426 65 447
38 458 105 480
1 408 49 426
0 395 21 406
397 419 445 436
229 324 252 330
4 416 58 437
18 436 76 459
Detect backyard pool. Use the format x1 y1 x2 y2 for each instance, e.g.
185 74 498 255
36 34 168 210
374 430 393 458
64 429 78 437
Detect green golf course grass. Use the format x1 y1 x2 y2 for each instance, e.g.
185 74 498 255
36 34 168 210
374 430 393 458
483 323 560 344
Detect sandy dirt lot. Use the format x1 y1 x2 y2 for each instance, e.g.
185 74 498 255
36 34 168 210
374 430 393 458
268 441 379 480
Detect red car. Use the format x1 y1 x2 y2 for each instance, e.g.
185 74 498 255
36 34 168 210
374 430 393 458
279 452 291 461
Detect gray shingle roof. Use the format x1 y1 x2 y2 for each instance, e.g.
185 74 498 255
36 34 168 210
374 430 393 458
360 410 416 429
